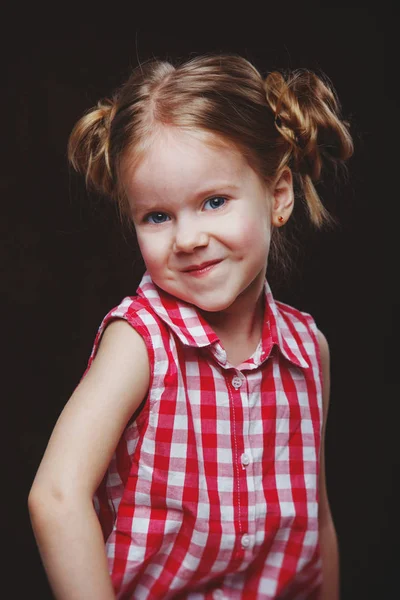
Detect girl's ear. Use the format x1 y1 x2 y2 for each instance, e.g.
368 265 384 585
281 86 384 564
270 168 294 227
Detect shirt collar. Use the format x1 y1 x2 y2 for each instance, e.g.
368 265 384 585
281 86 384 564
136 271 309 369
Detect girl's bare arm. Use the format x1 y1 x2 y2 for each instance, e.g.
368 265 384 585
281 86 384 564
28 320 150 600
317 329 340 600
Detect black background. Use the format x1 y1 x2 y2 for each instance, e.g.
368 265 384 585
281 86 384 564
1 7 388 600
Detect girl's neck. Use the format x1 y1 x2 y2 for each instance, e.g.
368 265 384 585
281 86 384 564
198 278 266 361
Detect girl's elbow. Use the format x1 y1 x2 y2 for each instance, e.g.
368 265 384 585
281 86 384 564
28 483 54 538
28 480 59 523
28 479 79 520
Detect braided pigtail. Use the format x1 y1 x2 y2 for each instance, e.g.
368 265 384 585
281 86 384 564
265 70 353 227
68 98 117 198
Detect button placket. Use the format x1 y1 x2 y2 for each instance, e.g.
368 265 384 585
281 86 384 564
229 369 252 552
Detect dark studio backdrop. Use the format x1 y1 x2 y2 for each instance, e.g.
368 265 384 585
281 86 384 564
1 8 388 600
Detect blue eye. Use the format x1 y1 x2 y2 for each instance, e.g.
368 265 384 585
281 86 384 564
204 197 226 210
145 212 170 224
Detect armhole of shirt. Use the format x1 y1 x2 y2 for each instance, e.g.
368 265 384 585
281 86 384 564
303 312 325 453
80 304 156 398
304 313 323 393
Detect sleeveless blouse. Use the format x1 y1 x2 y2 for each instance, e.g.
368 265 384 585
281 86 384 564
83 272 323 599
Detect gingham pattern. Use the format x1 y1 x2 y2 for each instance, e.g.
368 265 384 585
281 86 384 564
84 272 323 599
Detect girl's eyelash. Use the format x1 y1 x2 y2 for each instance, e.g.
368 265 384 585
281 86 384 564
144 212 170 224
204 196 227 209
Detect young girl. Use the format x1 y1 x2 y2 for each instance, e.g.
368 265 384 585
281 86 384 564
28 54 353 599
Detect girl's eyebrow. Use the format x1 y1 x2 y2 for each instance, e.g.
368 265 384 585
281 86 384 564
194 183 240 197
131 198 166 216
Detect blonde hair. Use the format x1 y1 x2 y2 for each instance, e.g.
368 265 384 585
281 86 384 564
68 54 353 281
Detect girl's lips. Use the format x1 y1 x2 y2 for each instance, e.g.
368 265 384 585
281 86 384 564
183 260 222 276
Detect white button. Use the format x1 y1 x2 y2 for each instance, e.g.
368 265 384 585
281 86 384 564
213 590 224 600
241 453 250 467
241 534 251 548
232 376 243 389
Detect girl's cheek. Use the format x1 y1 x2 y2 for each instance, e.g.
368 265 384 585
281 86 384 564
137 236 167 265
136 237 153 261
226 218 265 243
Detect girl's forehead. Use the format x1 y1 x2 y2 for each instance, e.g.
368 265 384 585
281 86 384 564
124 127 248 193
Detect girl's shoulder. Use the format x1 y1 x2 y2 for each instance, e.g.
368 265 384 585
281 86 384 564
274 298 319 336
78 295 156 381
97 294 163 339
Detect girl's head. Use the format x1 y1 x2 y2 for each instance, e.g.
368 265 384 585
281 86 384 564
68 54 353 300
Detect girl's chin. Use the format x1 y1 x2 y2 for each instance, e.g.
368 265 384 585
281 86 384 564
187 297 236 314
169 290 233 313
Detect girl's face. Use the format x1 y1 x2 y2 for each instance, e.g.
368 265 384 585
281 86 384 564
124 127 277 314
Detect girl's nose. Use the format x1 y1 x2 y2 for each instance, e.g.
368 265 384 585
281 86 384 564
172 221 209 253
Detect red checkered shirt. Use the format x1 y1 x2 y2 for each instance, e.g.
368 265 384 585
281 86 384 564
84 271 323 599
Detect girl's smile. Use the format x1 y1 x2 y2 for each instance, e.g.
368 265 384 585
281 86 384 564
182 259 223 276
